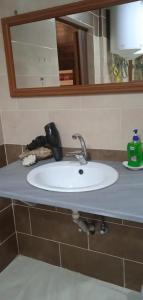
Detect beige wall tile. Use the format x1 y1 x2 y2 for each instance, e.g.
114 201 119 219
48 110 88 148
0 109 135 152
0 0 79 17
81 94 143 110
1 110 51 144
0 33 7 76
122 109 143 150
1 0 143 151
48 108 122 149
17 0 79 14
0 0 18 17
0 76 18 111
17 96 82 111
93 108 122 149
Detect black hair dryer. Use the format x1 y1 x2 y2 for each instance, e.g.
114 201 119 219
44 122 63 161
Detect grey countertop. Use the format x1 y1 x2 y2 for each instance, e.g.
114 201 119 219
0 159 143 223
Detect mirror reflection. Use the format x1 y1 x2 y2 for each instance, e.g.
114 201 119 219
10 1 143 89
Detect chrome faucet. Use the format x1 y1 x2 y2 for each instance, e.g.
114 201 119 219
66 133 88 165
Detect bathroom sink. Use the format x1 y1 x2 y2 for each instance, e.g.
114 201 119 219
27 161 119 192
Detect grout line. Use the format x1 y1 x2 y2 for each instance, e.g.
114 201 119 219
59 243 62 267
12 201 16 231
0 232 15 246
13 201 36 207
14 203 143 230
11 201 19 253
15 231 20 254
124 258 143 266
29 206 71 216
13 204 129 226
16 231 123 260
87 234 90 250
0 203 12 214
16 231 143 266
14 203 57 211
121 223 143 230
17 231 59 245
28 208 32 235
123 258 126 288
3 143 8 165
0 112 7 162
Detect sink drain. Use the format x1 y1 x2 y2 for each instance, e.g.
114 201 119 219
78 169 84 175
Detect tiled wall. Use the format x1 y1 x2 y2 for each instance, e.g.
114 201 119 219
0 197 17 272
0 144 22 167
0 0 143 293
1 195 143 293
12 200 143 292
0 0 143 151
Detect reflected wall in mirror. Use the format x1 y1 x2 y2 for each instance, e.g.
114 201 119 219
2 0 143 96
11 19 60 88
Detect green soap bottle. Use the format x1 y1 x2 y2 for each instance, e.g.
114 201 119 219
127 129 142 167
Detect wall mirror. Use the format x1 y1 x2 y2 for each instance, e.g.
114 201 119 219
2 0 143 97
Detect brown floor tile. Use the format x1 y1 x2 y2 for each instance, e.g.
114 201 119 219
125 260 143 292
30 208 88 248
0 235 18 272
18 233 60 266
0 197 11 211
0 145 6 167
0 206 15 244
14 205 31 234
5 144 22 164
89 223 143 263
61 244 123 286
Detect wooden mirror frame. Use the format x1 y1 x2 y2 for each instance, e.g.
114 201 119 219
1 0 141 97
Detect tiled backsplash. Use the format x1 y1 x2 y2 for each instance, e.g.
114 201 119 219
0 144 127 167
0 145 6 167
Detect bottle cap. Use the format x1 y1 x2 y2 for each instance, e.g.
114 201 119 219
133 129 140 141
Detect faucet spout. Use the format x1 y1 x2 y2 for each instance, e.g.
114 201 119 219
72 133 88 164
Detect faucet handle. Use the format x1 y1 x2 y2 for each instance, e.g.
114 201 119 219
72 133 82 140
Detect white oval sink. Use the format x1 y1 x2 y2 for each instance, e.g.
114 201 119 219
27 161 119 192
